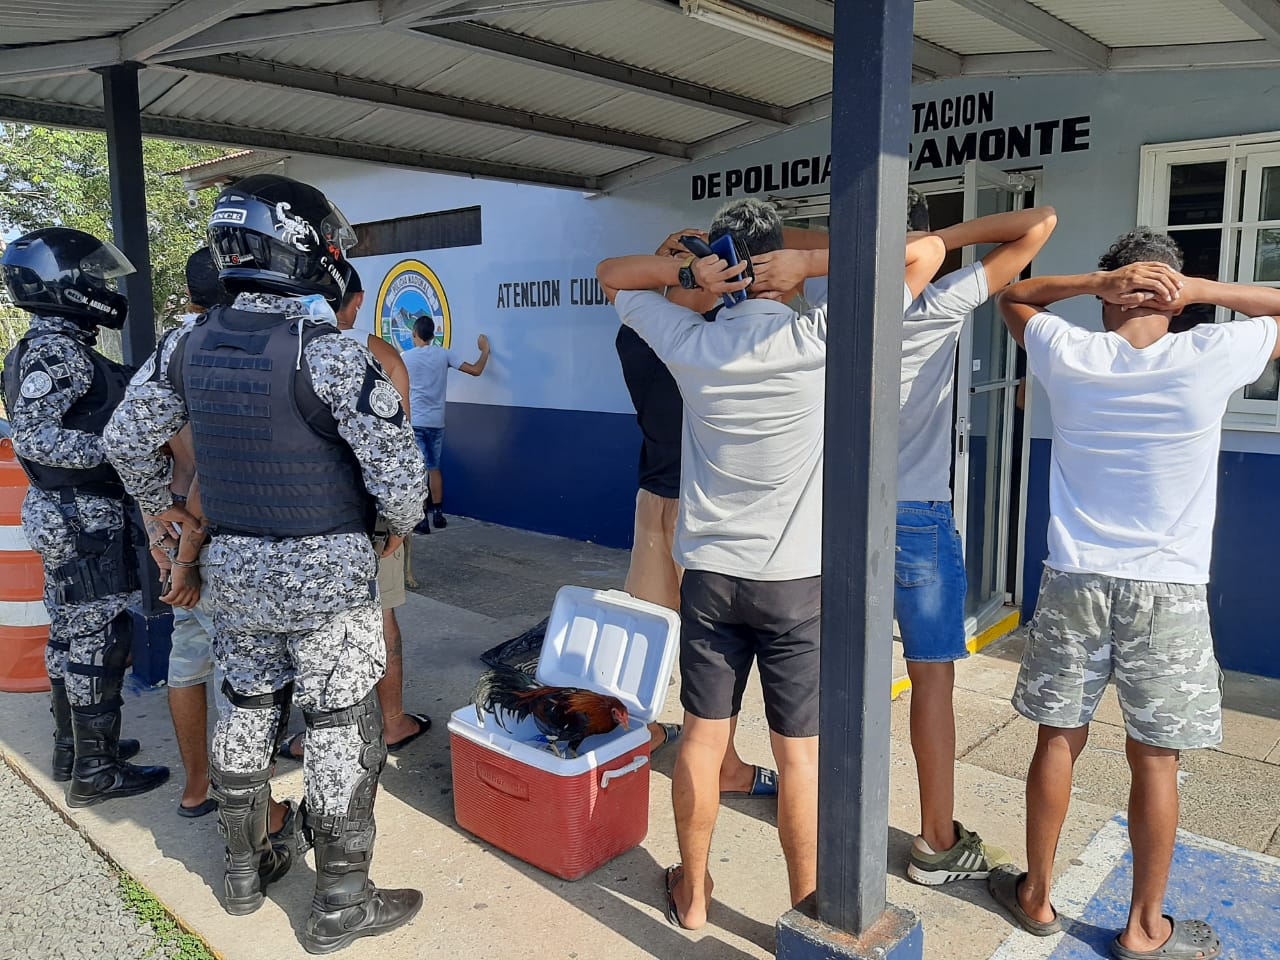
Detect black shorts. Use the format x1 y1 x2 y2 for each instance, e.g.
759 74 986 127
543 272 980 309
679 569 821 738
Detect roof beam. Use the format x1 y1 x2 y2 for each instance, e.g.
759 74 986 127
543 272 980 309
120 0 259 62
1217 0 1280 48
949 0 1111 70
912 38 964 79
407 21 790 127
961 38 1280 76
0 37 122 82
153 1 387 61
381 0 605 26
165 55 688 157
0 94 600 191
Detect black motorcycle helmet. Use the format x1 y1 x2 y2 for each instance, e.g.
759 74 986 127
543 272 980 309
1 227 133 328
208 174 357 302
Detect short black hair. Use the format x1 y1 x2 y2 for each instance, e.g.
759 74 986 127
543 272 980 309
339 265 363 311
708 198 783 257
185 246 229 309
907 188 930 232
1098 228 1184 272
413 315 435 342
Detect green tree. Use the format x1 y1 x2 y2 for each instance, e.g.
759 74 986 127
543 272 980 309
0 124 228 351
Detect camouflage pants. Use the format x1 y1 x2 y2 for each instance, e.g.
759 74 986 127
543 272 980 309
1013 566 1222 750
20 488 138 707
204 534 387 816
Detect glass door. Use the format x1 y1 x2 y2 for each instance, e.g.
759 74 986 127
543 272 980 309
953 161 1027 623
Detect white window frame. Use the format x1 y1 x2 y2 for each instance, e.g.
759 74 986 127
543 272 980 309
1139 133 1280 432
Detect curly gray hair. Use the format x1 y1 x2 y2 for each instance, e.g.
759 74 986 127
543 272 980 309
708 198 783 257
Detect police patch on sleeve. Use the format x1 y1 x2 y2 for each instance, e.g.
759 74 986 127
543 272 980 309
130 355 157 385
20 370 53 399
368 380 401 419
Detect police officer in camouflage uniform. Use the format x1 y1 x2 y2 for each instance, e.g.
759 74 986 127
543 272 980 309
1 228 169 807
104 175 426 954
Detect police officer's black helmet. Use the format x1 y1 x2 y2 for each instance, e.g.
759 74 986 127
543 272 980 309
207 174 356 302
1 227 133 329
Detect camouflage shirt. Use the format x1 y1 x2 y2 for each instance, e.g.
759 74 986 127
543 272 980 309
104 292 426 536
7 316 109 471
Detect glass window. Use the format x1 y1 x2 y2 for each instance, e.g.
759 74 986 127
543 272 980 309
1167 162 1227 226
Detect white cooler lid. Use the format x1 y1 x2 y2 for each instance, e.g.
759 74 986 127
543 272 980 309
535 587 680 724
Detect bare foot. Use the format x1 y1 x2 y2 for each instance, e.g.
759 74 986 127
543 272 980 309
384 713 424 746
1118 917 1175 954
268 798 288 835
718 760 756 794
1017 875 1058 926
179 779 210 809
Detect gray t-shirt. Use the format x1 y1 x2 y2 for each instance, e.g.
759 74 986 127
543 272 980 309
899 263 989 502
402 343 461 429
614 290 828 581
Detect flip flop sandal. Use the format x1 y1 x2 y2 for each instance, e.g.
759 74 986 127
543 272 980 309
176 797 217 819
276 731 305 762
664 864 688 929
722 765 778 798
988 864 1063 936
653 723 682 754
1110 917 1222 960
387 713 433 753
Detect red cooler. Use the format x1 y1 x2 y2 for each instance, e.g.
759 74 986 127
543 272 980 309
449 586 679 880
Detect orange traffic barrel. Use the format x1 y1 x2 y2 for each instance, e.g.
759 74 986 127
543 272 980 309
0 437 50 693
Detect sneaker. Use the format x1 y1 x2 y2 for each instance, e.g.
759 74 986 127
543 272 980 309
906 821 1008 885
432 510 447 529
413 518 432 535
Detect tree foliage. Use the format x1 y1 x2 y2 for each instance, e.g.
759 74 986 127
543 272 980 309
0 124 228 346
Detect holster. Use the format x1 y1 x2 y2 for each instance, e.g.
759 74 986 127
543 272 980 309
49 490 140 604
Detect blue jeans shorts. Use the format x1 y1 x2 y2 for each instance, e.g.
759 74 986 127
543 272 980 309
413 426 444 471
894 501 968 663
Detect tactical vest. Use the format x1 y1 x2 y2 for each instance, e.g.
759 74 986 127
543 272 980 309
1 331 129 498
171 305 372 538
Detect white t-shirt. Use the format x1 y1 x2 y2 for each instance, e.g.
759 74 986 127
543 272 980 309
900 264 990 501
1025 312 1278 583
614 289 828 581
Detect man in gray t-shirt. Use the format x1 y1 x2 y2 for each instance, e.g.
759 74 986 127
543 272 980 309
896 200 1058 886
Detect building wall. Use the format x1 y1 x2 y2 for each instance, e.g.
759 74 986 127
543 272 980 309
294 67 1280 674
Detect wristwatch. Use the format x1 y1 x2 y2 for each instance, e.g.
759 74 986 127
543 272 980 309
678 255 700 290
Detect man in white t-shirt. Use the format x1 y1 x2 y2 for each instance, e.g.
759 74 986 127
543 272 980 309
402 317 490 532
990 229 1280 960
898 198 1058 886
597 199 831 931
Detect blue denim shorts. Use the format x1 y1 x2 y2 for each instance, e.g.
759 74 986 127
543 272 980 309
413 426 444 471
894 501 968 663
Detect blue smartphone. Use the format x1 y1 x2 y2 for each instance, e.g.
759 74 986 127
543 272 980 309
679 235 752 307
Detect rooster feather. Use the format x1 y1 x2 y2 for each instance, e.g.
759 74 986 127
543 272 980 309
472 665 630 757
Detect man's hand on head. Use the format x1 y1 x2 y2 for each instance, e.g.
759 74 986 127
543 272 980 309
656 229 707 258
691 254 750 296
477 334 490 353
751 250 814 301
1100 262 1184 309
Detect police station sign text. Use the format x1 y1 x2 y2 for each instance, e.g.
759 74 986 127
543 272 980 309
911 90 1090 172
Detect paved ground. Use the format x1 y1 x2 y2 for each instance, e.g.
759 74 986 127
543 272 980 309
0 760 183 960
0 515 1277 960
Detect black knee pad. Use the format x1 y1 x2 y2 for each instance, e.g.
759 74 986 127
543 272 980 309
303 690 387 829
65 611 134 712
221 679 294 747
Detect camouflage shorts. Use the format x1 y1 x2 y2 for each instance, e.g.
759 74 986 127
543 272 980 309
1013 567 1222 750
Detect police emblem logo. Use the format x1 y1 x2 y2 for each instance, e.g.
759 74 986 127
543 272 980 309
20 370 53 399
131 355 157 385
368 380 401 419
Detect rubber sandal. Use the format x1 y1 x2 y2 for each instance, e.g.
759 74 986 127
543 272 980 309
722 765 778 798
988 864 1063 936
664 864 687 929
277 731 305 762
1110 917 1222 960
653 723 682 755
176 797 217 819
387 713 432 753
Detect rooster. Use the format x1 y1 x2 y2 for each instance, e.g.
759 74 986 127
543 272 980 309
472 665 630 758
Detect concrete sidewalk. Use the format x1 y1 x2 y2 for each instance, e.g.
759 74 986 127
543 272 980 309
0 516 1277 960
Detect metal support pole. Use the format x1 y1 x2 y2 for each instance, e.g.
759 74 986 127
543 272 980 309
97 63 156 367
817 0 914 936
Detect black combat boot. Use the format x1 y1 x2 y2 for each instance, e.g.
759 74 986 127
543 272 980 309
303 817 422 954
50 682 140 781
210 767 292 916
66 707 168 807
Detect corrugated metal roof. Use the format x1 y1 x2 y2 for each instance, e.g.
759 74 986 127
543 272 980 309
0 0 1273 191
913 0 1046 54
0 0 169 43
1031 0 1260 48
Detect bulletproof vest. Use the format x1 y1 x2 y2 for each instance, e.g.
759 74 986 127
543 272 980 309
172 305 372 538
1 331 128 498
